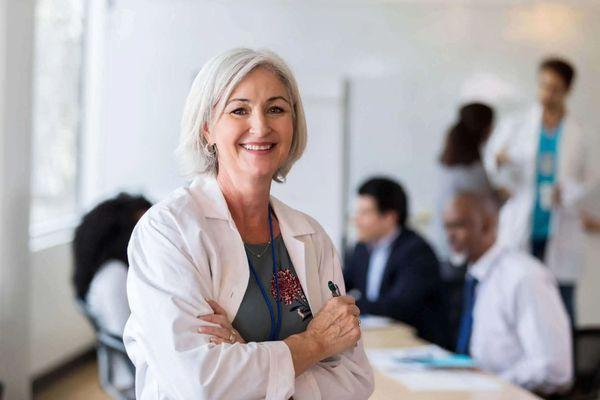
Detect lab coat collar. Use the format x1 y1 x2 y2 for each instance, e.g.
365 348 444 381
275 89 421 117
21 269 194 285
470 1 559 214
189 174 316 237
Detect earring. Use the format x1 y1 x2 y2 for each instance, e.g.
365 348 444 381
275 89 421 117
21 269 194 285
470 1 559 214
204 142 217 155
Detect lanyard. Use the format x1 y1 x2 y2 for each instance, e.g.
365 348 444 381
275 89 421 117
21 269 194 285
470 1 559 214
246 204 282 341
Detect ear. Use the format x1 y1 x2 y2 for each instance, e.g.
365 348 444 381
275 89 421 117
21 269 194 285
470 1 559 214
481 213 496 234
202 122 211 144
384 210 399 227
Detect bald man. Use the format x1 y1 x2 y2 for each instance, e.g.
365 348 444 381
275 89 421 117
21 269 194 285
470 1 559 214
443 192 572 394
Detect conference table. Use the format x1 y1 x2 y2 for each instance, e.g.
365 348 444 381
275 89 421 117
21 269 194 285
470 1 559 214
362 322 541 400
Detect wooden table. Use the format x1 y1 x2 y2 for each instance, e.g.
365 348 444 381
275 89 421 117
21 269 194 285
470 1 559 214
362 324 541 400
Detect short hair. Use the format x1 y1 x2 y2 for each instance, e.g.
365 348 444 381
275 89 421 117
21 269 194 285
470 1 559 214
539 57 576 90
176 48 307 182
358 177 408 227
451 190 500 220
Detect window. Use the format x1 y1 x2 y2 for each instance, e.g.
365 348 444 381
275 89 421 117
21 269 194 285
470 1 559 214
30 0 86 233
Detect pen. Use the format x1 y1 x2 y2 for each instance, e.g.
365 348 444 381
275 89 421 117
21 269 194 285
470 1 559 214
328 281 341 297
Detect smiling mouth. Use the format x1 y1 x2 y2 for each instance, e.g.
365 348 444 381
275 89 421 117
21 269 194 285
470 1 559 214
240 143 276 152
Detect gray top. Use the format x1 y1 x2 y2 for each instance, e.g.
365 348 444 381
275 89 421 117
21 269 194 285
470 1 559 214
233 235 312 342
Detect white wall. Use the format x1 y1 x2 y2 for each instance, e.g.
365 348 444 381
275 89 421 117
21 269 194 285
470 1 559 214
30 243 95 377
0 0 34 398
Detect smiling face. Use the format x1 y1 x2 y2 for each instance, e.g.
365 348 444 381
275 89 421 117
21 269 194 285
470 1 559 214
205 67 294 182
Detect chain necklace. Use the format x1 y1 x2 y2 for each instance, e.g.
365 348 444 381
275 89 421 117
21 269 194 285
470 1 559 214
244 240 272 259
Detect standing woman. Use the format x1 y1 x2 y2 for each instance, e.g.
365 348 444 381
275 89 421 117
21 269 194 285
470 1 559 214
433 103 495 262
124 48 373 399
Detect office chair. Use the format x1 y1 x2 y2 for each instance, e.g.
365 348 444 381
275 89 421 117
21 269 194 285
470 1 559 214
75 299 135 400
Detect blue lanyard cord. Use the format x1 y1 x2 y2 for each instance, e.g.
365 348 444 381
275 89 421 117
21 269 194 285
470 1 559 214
245 205 282 341
268 205 283 340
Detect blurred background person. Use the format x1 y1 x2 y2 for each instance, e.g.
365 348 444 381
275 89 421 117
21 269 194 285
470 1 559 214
444 191 572 395
72 193 152 393
344 177 448 347
434 102 495 263
484 58 588 325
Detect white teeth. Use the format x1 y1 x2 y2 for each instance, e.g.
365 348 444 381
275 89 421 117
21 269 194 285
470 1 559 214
241 144 273 151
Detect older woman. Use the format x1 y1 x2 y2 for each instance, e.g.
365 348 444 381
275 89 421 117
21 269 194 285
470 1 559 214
123 48 374 399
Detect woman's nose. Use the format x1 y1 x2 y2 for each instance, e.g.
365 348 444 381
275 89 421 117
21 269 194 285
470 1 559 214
248 111 271 136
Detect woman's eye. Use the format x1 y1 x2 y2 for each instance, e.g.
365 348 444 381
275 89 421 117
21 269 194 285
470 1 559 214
268 106 285 114
231 108 248 116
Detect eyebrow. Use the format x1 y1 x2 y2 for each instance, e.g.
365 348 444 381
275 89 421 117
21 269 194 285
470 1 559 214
226 96 290 105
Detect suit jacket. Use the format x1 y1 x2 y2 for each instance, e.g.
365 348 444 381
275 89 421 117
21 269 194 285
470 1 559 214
344 228 449 347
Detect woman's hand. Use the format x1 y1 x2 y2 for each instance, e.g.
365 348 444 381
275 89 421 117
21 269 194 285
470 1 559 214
304 295 361 357
284 295 361 376
197 299 246 344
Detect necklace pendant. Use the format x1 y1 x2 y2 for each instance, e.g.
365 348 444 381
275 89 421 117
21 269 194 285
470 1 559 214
257 254 261 258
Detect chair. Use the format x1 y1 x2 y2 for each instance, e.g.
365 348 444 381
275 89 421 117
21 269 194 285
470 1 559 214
553 327 600 400
76 299 135 400
569 327 600 399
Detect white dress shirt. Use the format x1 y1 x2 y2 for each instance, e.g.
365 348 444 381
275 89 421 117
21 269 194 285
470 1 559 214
123 174 374 399
468 243 573 394
365 228 400 302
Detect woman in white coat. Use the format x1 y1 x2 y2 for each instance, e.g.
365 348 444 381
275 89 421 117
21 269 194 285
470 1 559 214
483 58 592 323
123 48 374 399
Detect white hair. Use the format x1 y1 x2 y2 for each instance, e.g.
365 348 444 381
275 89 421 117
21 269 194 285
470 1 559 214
175 48 307 182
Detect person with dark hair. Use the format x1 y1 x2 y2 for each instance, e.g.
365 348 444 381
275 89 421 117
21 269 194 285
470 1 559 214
484 56 590 325
443 191 572 394
344 177 448 347
73 192 151 391
434 102 495 261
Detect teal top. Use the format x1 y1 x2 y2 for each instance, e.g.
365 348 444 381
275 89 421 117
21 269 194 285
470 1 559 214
232 235 312 342
531 123 562 239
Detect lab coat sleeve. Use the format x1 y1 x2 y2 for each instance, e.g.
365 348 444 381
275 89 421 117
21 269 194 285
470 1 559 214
500 269 573 394
560 123 592 209
483 116 528 191
293 226 375 400
124 211 296 399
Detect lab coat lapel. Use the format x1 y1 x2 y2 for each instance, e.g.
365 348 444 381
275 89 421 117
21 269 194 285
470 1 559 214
270 197 322 313
190 175 250 321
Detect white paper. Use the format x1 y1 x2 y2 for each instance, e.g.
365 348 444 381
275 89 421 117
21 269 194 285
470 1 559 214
389 371 502 391
359 315 395 329
367 345 450 371
367 347 502 392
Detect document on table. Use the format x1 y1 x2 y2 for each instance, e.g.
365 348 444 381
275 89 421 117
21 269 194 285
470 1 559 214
359 315 395 329
387 371 502 391
367 346 501 391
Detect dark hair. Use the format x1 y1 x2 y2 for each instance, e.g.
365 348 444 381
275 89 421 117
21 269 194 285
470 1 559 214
358 177 408 227
439 102 494 166
72 193 152 300
539 57 576 90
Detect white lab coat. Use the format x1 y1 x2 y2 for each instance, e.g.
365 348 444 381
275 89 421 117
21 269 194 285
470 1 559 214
123 174 374 400
484 104 590 283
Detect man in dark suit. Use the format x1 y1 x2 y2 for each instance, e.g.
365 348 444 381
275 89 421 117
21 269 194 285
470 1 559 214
344 177 448 347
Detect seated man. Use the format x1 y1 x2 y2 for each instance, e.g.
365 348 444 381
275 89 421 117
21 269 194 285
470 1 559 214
344 177 448 347
444 191 572 394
